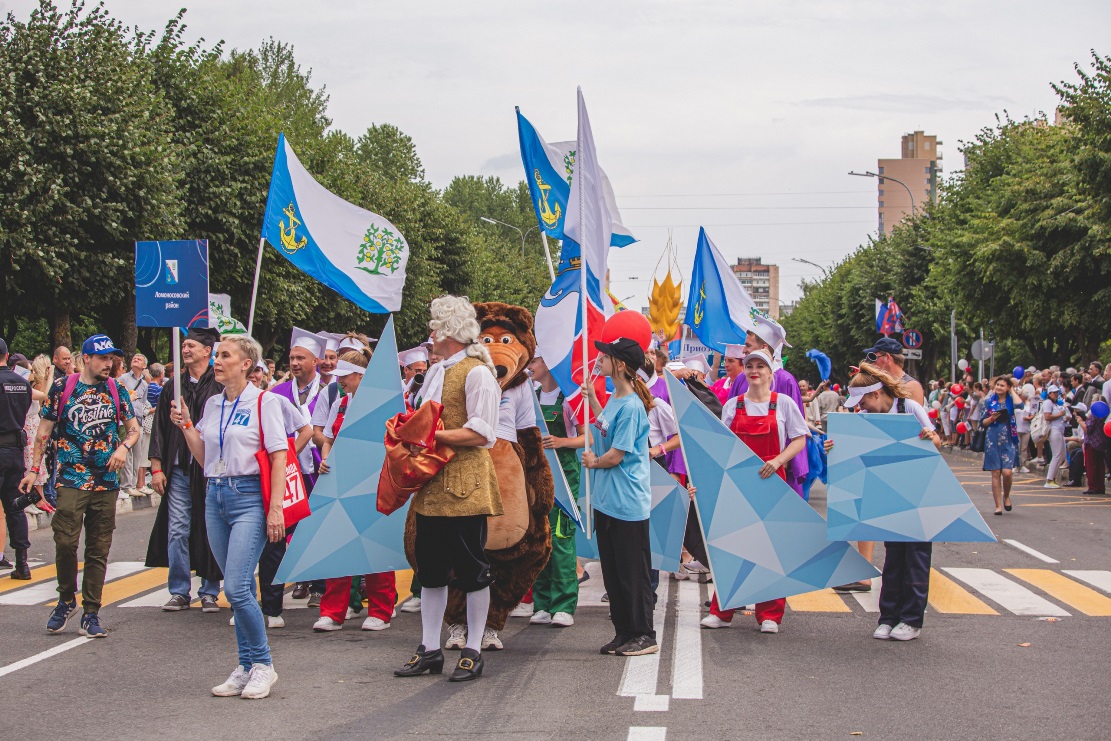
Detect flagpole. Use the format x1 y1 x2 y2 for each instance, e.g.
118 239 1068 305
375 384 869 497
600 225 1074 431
577 93 593 541
246 237 265 336
540 233 556 282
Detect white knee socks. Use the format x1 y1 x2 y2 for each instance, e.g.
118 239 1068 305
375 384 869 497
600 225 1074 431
464 586 491 652
420 586 448 650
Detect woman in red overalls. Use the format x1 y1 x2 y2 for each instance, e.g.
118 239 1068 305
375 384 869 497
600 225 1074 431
700 349 810 634
312 349 398 633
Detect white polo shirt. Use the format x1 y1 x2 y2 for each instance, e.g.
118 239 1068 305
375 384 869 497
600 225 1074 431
196 384 287 478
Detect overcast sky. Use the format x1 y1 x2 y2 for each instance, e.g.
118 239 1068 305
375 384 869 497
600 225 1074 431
5 0 1107 306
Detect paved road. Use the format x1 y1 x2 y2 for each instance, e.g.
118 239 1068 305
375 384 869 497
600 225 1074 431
1 455 1109 740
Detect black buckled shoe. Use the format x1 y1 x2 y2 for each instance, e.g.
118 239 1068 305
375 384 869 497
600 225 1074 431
394 645 444 677
448 648 483 682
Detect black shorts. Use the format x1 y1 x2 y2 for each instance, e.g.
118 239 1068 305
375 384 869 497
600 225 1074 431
414 513 493 593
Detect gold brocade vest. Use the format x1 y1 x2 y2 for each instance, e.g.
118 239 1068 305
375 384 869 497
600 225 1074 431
411 357 503 518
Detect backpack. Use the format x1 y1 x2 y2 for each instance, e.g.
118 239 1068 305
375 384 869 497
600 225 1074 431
52 373 122 440
1029 409 1050 444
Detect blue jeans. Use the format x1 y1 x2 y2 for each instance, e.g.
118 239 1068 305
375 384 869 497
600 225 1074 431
168 469 220 599
205 476 271 668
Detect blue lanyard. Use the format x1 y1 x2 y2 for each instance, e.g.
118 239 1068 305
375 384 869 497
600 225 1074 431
218 393 242 461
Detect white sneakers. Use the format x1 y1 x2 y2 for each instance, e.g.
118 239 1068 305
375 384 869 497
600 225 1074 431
530 610 574 627
481 627 503 650
1017 467 1031 474
212 665 251 696
312 616 342 632
212 664 277 699
361 616 390 631
346 607 363 620
759 620 779 634
509 601 535 618
551 612 574 627
873 624 893 640
889 623 921 641
267 615 284 629
445 623 467 649
398 597 421 613
241 663 277 699
700 615 732 629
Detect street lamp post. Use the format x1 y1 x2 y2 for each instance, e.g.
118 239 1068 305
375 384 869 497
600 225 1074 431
792 257 830 279
479 216 538 257
849 169 915 220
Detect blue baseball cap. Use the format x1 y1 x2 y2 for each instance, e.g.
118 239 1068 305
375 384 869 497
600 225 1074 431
82 334 125 357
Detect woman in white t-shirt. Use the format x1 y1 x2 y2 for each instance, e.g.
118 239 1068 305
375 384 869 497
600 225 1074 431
702 349 809 634
1042 384 1069 488
174 335 287 700
839 363 941 643
312 347 398 635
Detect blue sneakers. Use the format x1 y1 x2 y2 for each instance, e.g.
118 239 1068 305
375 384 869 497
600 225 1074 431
46 599 78 634
79 612 108 638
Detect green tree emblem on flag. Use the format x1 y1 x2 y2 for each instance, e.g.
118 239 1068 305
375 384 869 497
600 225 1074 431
356 224 406 275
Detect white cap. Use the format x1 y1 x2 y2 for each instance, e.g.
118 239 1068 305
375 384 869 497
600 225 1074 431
338 336 364 352
724 344 745 360
420 336 434 352
1047 384 1061 393
683 355 710 374
253 360 268 374
398 347 429 367
290 327 328 360
749 315 790 351
844 382 884 408
332 359 367 377
741 349 775 369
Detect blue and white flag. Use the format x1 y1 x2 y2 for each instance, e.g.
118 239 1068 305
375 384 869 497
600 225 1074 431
516 109 635 247
261 134 408 313
683 228 764 353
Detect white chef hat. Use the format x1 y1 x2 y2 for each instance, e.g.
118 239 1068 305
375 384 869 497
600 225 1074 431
749 315 790 351
398 347 429 367
724 344 745 360
682 355 710 374
289 327 328 360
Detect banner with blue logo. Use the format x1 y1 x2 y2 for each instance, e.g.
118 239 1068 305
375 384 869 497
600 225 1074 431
135 240 210 328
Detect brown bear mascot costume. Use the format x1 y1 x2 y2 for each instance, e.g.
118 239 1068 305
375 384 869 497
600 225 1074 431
404 301 555 648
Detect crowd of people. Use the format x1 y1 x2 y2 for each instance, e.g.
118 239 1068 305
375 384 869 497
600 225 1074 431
1 307 1108 698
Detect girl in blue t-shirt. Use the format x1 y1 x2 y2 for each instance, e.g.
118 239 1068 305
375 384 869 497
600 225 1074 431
582 337 657 658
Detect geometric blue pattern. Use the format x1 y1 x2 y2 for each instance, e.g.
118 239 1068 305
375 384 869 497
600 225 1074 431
826 414 996 543
666 373 879 610
274 316 409 583
531 392 583 529
648 461 689 572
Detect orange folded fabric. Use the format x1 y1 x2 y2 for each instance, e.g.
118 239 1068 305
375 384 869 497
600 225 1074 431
378 401 455 515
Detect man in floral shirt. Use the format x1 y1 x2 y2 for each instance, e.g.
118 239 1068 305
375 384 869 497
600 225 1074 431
20 334 139 638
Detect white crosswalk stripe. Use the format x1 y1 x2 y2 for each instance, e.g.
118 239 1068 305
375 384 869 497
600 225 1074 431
943 568 1070 617
1062 570 1111 594
0 562 145 605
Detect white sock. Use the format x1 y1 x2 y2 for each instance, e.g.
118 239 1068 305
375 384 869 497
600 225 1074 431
420 586 448 650
464 587 491 652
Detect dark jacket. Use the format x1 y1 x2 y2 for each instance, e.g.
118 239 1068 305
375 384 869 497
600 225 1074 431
144 366 223 579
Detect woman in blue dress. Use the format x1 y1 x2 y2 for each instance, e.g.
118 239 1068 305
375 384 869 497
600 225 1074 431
981 376 1023 515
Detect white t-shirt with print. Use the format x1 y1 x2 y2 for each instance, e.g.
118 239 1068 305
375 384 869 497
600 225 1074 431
495 381 537 443
720 394 810 450
196 384 287 478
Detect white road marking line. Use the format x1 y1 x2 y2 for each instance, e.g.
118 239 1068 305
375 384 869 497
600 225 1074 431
627 727 667 741
850 578 882 612
0 561 146 606
577 561 608 606
943 568 1070 616
1062 570 1111 594
0 637 91 679
671 579 702 700
633 695 670 711
1003 539 1059 564
618 577 670 697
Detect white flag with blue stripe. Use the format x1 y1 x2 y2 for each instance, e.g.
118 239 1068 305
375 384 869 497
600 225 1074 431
261 134 408 313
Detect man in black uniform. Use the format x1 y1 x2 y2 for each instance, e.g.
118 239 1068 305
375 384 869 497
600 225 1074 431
0 337 34 579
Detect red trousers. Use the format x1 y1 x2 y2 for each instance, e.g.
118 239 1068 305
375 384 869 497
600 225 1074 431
320 572 397 623
1083 446 1106 494
709 592 785 625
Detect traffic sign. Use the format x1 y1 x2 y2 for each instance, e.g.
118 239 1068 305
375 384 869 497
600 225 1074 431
902 329 923 349
903 349 922 360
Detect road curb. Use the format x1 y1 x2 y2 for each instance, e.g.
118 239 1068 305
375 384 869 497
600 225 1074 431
26 492 161 532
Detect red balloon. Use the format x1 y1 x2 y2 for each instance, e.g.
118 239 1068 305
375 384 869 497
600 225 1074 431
956 422 968 434
832 384 841 392
951 384 964 395
928 408 939 419
599 311 653 351
955 397 965 409
1105 419 1111 438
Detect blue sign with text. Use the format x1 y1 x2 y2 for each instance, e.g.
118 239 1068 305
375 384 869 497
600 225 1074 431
135 240 210 328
